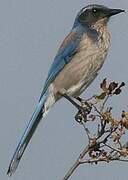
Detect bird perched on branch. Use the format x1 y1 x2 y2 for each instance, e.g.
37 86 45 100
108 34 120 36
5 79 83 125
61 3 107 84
7 4 124 176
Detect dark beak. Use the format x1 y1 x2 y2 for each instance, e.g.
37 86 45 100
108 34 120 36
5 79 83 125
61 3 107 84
107 8 125 17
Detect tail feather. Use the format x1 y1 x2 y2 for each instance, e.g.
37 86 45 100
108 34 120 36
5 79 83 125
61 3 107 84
7 95 47 176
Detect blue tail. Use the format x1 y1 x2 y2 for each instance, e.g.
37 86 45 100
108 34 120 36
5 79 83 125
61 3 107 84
7 95 47 176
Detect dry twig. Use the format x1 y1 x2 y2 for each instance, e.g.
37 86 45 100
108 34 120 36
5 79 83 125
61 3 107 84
63 79 127 180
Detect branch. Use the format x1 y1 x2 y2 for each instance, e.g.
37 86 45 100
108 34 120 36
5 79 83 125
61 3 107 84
80 157 128 164
63 145 90 180
62 79 126 180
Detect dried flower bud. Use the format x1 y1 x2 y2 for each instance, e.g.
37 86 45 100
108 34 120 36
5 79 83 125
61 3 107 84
100 78 107 92
119 82 125 88
108 82 118 94
96 92 107 100
114 88 122 95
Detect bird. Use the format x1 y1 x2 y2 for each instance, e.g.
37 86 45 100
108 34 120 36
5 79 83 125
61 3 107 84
7 4 124 176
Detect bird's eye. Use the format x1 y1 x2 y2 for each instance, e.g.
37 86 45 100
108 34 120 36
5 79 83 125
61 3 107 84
92 8 97 13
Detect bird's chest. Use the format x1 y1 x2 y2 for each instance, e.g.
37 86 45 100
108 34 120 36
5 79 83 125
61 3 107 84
79 29 110 64
78 30 110 76
53 29 110 97
66 30 110 96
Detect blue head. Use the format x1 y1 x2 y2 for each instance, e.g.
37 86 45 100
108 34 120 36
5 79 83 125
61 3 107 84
73 4 124 28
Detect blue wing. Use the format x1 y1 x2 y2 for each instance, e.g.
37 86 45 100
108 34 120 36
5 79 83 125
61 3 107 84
39 29 84 101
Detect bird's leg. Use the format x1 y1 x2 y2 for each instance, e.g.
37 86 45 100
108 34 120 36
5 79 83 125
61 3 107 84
75 97 83 103
59 90 89 123
59 91 82 111
58 90 86 123
63 94 87 123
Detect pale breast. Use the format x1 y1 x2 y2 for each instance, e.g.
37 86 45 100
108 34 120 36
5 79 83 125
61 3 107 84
53 28 110 97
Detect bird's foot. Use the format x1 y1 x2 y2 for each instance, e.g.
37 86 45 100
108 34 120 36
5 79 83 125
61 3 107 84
75 97 92 114
59 90 92 124
74 96 92 124
75 109 87 124
59 91 82 111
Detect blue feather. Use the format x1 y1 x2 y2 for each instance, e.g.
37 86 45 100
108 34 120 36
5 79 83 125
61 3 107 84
39 24 87 100
7 94 47 176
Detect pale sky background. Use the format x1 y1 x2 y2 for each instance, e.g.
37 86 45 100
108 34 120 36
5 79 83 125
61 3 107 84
0 0 128 180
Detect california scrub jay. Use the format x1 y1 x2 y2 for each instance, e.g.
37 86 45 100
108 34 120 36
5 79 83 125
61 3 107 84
7 4 124 175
